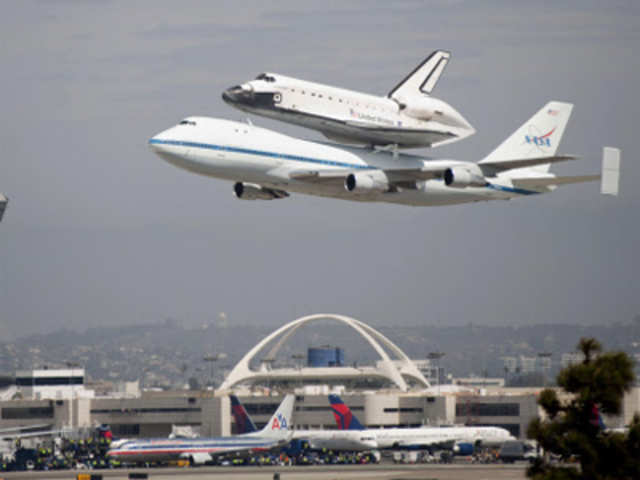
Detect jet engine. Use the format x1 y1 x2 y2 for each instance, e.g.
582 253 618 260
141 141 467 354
233 182 288 200
182 452 211 465
452 442 474 456
345 171 389 193
443 164 487 188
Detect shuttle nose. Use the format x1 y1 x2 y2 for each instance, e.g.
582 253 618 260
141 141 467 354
222 83 254 105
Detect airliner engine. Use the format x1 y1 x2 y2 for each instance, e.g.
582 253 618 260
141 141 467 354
233 182 289 200
444 165 487 188
345 171 390 193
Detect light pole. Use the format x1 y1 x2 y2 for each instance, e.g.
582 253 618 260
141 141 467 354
428 352 445 395
203 353 227 390
538 352 552 387
66 361 81 430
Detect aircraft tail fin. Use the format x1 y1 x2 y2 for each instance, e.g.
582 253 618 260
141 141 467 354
480 101 573 174
329 394 365 430
388 50 450 99
257 394 295 439
230 394 258 434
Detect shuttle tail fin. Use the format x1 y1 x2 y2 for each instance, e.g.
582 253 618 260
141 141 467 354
388 50 450 99
480 101 573 174
329 394 365 430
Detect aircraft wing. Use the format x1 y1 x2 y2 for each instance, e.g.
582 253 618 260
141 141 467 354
289 165 445 184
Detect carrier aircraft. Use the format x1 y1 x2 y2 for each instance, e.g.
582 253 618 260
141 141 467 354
107 394 294 465
149 101 620 206
222 50 475 149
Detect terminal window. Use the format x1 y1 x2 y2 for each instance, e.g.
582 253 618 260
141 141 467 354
455 403 520 417
383 408 423 413
2 406 54 419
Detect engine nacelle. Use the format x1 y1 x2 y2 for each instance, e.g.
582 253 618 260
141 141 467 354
443 164 487 188
401 96 439 121
345 171 389 193
452 442 474 456
182 452 211 465
397 96 474 130
233 182 287 200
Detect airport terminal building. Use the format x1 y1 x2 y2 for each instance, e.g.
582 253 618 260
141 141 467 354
2 315 639 440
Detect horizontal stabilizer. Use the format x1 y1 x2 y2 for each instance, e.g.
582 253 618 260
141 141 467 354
481 155 579 172
512 175 599 189
601 147 620 196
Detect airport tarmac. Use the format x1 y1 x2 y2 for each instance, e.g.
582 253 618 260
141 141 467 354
0 463 528 480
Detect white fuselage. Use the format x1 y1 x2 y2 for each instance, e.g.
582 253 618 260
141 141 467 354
363 425 514 450
293 429 377 451
222 73 474 148
149 117 540 207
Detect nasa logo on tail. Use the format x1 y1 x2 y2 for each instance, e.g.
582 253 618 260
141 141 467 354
524 126 556 149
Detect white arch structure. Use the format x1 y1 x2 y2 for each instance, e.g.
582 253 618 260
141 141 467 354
219 314 430 392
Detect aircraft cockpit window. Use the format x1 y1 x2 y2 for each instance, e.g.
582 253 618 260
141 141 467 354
179 120 196 126
255 73 276 82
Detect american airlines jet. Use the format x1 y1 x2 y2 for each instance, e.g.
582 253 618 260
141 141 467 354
149 101 620 206
222 50 474 149
107 394 294 465
329 395 513 454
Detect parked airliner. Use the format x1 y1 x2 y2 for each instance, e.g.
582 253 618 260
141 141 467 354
149 101 619 206
222 50 474 148
329 395 513 454
230 394 376 451
107 394 294 465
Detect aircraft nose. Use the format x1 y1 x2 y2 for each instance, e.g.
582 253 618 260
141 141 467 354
148 128 173 153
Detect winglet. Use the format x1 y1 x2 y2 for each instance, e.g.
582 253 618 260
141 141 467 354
601 147 620 196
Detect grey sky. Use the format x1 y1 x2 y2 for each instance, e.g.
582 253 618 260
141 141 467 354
1 1 638 339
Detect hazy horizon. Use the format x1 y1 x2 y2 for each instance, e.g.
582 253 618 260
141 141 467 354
1 1 639 340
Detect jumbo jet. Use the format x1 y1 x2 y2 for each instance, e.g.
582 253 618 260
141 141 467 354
230 394 376 451
329 394 513 454
107 394 294 466
222 50 474 149
149 101 620 206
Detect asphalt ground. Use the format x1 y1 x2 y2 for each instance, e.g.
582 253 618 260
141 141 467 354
0 463 529 480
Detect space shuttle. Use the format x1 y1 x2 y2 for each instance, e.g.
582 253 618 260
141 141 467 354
222 50 475 149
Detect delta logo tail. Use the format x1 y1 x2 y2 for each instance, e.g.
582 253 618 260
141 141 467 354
329 394 364 430
230 394 258 434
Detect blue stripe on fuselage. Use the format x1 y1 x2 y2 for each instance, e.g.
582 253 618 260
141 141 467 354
149 138 374 171
149 139 539 196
